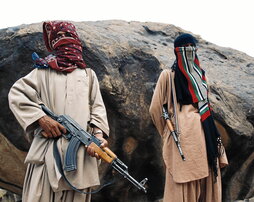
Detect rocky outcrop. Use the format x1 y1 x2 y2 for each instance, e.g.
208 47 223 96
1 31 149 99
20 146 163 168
0 20 253 202
0 189 21 202
0 134 26 195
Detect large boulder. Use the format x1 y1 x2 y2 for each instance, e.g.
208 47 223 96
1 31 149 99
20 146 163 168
0 20 253 202
0 134 26 195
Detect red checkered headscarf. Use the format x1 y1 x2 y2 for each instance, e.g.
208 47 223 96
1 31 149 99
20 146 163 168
42 21 86 72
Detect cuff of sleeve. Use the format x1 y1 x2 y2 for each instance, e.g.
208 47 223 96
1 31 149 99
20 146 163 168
24 111 46 134
90 119 109 137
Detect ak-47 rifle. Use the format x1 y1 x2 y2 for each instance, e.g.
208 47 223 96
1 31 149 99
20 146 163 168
162 106 186 161
41 104 148 193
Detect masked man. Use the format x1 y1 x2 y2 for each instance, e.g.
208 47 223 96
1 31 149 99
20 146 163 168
149 33 228 202
8 21 109 202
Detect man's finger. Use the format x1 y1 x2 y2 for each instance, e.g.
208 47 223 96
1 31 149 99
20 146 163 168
100 139 108 148
41 131 48 138
50 128 58 138
87 146 95 157
95 153 100 160
58 123 67 134
54 124 62 136
42 131 53 138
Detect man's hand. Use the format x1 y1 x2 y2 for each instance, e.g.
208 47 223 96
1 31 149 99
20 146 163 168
38 115 66 138
86 130 108 159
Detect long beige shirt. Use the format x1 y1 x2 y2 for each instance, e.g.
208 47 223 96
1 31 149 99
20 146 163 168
8 68 109 191
149 69 227 183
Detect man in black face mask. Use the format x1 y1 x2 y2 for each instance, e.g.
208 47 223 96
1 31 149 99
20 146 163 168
149 33 228 202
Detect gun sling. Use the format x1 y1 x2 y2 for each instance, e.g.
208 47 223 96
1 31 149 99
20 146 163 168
53 139 114 194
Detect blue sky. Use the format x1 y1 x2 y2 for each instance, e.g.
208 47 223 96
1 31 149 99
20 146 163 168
1 0 253 57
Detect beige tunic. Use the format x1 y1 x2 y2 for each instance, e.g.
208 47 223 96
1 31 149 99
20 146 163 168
8 68 109 200
149 69 228 201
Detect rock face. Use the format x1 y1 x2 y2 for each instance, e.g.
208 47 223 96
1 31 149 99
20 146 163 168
0 133 26 195
0 20 253 201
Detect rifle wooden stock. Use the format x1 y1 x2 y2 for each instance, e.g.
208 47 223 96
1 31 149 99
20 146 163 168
89 142 117 163
165 119 175 132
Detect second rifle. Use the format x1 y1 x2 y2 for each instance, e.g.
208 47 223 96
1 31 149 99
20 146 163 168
162 106 185 161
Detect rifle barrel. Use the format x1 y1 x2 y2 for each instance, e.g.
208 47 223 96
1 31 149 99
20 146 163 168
112 159 147 193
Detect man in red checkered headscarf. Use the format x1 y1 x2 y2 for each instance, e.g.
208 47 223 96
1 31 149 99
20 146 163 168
9 21 109 202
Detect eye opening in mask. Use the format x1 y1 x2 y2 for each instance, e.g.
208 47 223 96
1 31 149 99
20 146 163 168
183 43 195 47
45 24 51 32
